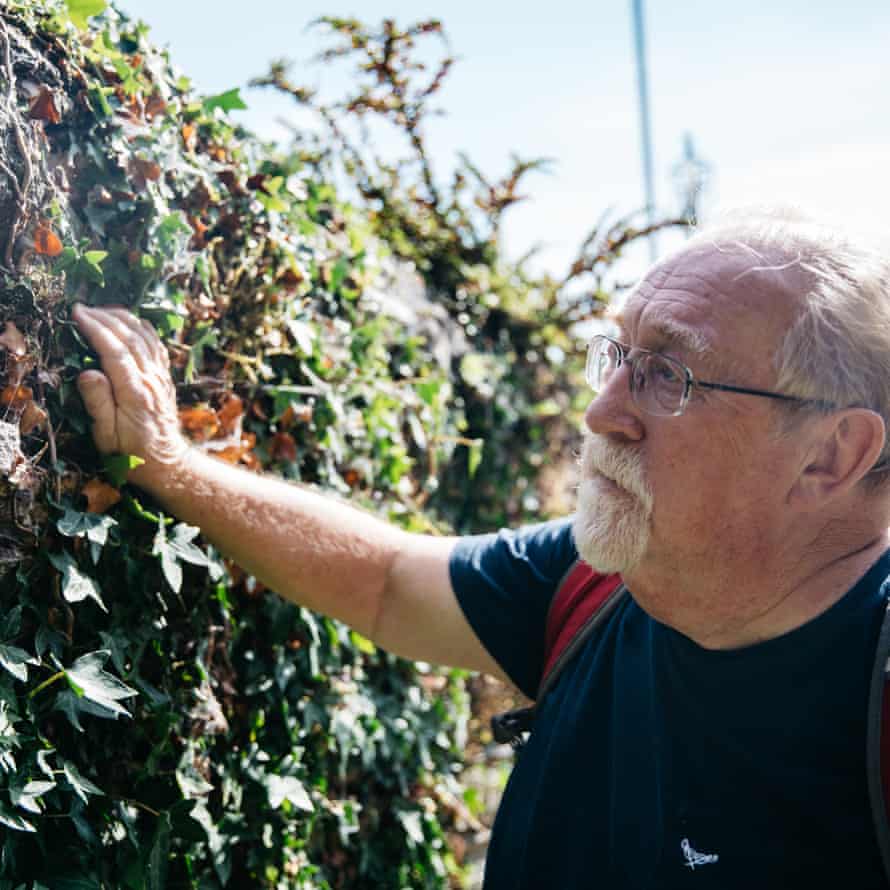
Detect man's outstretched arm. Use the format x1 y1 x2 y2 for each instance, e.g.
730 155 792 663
72 304 507 680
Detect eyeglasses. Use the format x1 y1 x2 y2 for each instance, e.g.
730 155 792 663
586 334 837 418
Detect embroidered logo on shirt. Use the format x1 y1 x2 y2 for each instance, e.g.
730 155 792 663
681 838 719 869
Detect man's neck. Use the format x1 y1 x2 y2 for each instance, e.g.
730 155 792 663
623 527 890 651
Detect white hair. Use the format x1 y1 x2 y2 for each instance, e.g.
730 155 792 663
687 206 890 483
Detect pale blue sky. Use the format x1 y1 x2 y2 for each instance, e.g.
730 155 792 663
121 1 890 277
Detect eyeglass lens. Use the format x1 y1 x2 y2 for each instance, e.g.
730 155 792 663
587 338 688 417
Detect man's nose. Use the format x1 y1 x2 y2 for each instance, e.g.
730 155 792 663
583 366 645 442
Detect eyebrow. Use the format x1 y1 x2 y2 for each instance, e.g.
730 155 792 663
606 308 716 363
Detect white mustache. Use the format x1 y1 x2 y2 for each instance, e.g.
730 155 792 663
579 434 653 511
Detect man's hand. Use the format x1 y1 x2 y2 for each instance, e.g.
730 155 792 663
72 304 188 478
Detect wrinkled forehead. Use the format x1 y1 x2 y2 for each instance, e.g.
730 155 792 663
612 241 810 360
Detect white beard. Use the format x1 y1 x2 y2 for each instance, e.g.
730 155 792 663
572 434 654 575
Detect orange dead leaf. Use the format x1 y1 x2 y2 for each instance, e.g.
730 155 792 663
34 223 63 257
82 478 121 513
179 405 219 441
0 321 26 355
181 123 197 151
28 86 61 124
1 385 33 408
217 394 244 436
342 467 362 488
213 444 246 464
19 400 47 435
269 432 298 463
214 431 259 468
242 452 262 471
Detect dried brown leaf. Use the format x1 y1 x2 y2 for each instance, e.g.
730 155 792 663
82 478 121 513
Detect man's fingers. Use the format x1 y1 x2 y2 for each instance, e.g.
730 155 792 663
73 304 144 385
77 305 156 374
104 307 170 371
76 369 119 454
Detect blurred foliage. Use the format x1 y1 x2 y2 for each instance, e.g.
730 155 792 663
254 16 686 529
0 3 682 887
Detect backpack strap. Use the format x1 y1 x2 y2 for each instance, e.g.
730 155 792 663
490 561 626 747
866 597 890 883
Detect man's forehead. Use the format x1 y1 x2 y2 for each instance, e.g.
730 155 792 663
610 241 804 354
607 305 714 358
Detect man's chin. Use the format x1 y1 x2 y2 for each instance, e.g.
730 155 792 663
572 485 650 575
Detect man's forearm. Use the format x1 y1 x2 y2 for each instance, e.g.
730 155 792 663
133 449 407 639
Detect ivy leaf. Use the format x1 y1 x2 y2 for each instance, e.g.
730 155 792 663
152 212 192 260
103 453 145 487
65 0 106 30
349 631 376 656
264 774 314 812
60 650 137 719
0 604 21 640
152 524 182 593
48 551 107 612
36 749 55 779
0 644 40 683
56 507 117 546
202 88 247 114
54 690 87 732
63 761 104 804
83 250 107 267
56 687 134 730
184 323 219 383
148 813 171 890
77 251 106 286
0 801 35 832
11 779 56 814
152 522 212 593
397 809 425 847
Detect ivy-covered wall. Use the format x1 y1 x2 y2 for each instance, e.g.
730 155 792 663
0 4 673 887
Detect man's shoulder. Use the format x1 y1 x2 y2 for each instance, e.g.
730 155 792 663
450 516 578 586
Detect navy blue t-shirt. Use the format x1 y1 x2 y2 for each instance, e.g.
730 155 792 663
450 518 890 889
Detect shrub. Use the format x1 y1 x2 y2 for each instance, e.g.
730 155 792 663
0 4 677 886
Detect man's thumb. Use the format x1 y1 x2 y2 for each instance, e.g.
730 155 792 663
77 370 118 454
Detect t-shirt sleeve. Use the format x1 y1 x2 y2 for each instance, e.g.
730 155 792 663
448 516 578 698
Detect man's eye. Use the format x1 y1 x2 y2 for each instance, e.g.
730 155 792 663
653 361 680 383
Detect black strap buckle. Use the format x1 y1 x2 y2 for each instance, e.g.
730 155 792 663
491 706 535 749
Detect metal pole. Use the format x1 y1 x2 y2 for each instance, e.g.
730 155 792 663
631 0 657 262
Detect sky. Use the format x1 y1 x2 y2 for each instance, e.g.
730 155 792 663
120 0 890 279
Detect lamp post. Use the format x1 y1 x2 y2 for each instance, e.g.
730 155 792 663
672 132 711 231
630 0 657 262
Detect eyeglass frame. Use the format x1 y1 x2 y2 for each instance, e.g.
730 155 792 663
586 334 839 418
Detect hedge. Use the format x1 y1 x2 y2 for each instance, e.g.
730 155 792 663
0 4 673 886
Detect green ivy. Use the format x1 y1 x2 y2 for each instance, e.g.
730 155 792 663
0 4 674 886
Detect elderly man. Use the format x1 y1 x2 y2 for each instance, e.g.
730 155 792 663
73 208 890 888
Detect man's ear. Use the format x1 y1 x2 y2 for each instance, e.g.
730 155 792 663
791 409 886 506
